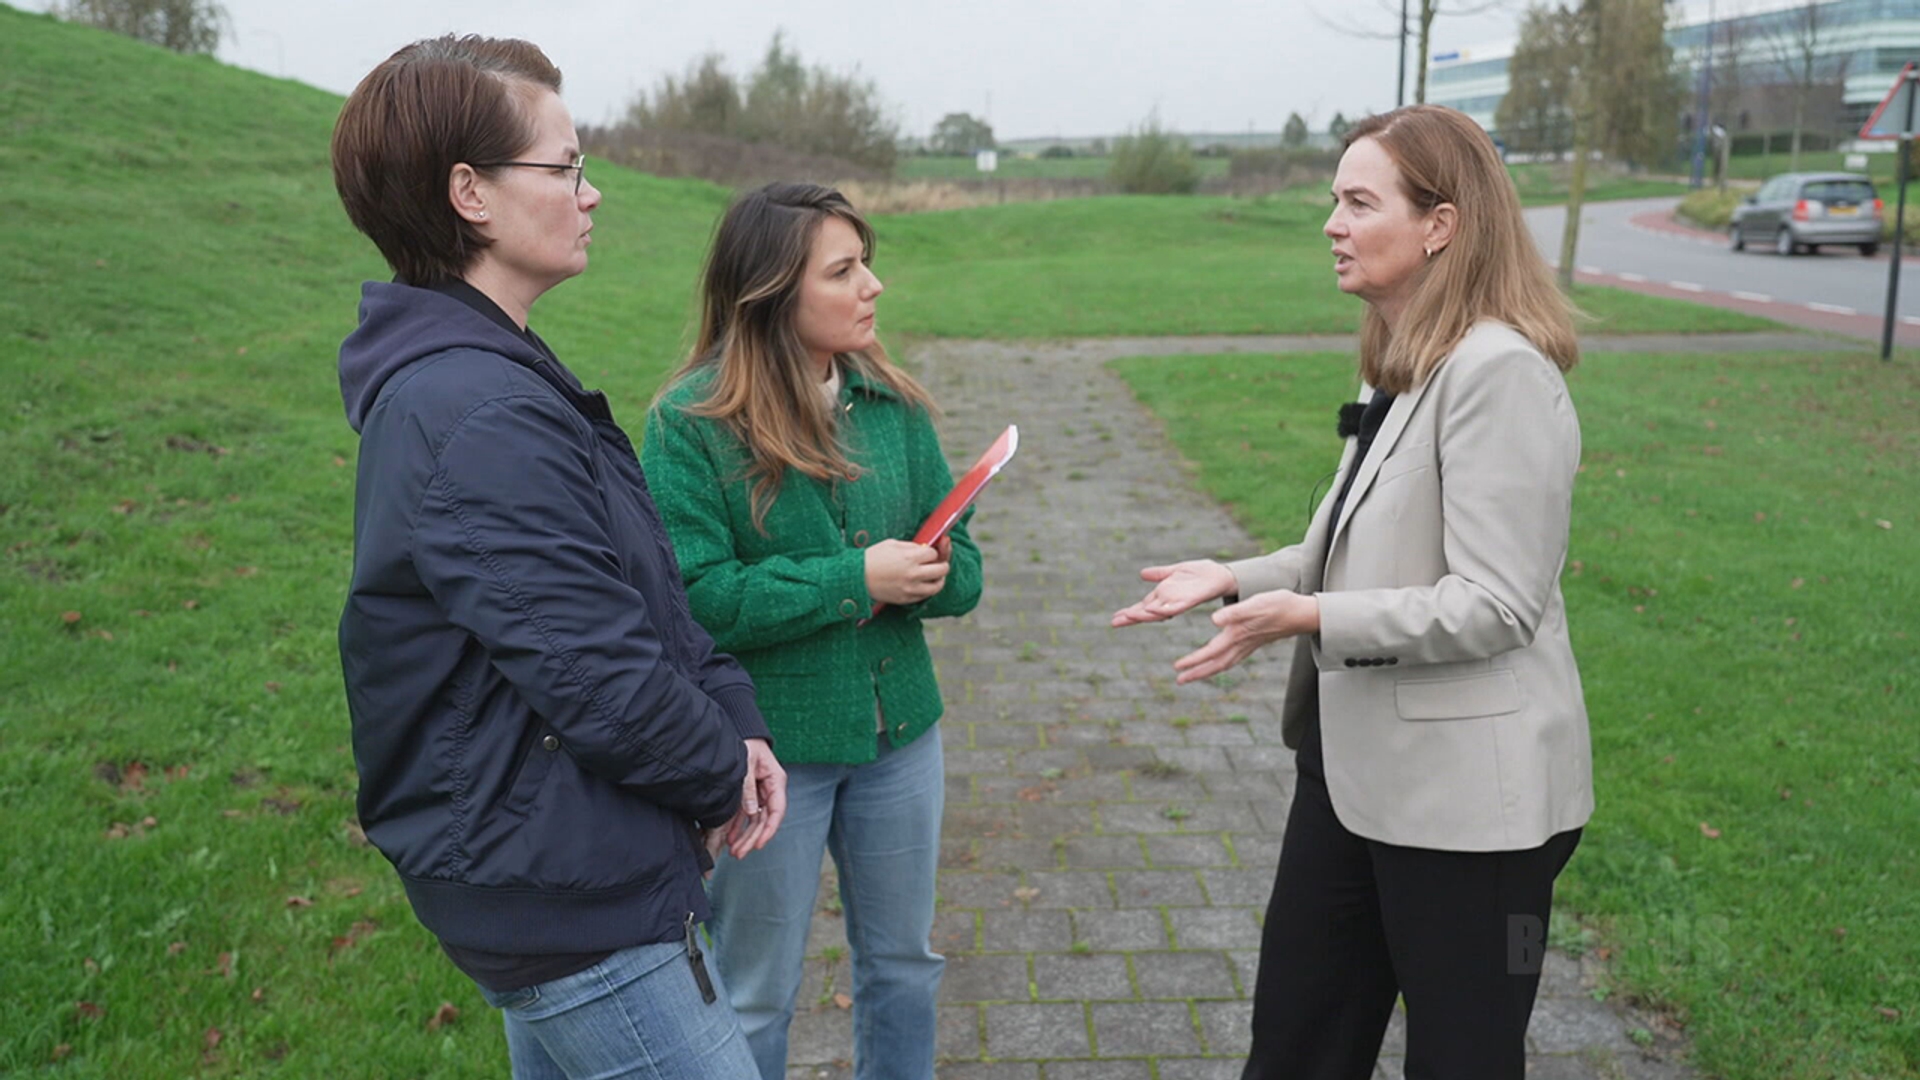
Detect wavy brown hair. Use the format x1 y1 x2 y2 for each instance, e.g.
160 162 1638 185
658 182 936 531
1344 106 1579 393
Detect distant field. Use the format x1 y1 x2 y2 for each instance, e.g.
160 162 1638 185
897 154 1231 181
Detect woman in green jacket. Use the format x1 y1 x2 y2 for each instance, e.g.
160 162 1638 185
641 182 982 1080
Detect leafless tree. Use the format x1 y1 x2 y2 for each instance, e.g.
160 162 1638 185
1757 1 1851 170
1311 0 1515 107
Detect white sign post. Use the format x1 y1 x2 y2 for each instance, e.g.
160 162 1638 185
1859 61 1919 361
974 149 998 174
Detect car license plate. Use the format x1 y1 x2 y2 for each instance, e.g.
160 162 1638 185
1830 205 1858 216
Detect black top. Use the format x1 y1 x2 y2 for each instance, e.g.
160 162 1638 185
1297 391 1396 779
413 280 620 993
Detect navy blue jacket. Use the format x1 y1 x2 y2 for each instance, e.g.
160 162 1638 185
337 281 768 954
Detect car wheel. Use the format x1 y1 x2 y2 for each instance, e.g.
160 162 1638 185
1862 243 1881 257
1775 228 1797 256
1730 224 1745 251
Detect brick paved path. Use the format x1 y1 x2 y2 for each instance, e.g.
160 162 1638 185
785 336 1716 1079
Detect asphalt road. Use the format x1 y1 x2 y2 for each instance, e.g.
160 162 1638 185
1524 196 1920 342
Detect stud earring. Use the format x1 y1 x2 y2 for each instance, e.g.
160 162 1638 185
1424 246 1433 258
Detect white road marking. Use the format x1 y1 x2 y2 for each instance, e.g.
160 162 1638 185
1807 302 1857 315
1670 281 1706 292
1731 291 1773 303
1618 272 1648 283
1578 266 1603 275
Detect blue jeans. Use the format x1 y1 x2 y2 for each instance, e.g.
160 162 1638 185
478 939 758 1080
706 727 946 1080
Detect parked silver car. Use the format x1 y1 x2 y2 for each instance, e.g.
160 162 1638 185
1729 172 1883 256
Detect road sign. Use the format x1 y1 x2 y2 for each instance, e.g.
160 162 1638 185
1859 63 1919 140
975 149 998 174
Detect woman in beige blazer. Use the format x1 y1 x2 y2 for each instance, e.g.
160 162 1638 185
1114 105 1592 1079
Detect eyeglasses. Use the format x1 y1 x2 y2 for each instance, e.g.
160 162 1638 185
472 155 587 195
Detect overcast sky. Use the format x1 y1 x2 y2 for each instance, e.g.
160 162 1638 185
17 0 1532 139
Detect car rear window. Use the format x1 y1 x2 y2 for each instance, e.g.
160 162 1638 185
1803 181 1876 204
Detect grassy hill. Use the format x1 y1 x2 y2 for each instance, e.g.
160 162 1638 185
0 5 1827 1076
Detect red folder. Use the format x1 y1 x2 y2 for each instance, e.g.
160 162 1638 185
870 424 1018 617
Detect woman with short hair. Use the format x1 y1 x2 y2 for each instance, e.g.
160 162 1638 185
1114 104 1593 1079
643 182 983 1080
331 34 782 1079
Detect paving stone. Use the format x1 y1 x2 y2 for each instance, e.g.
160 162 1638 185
932 909 977 953
1133 951 1239 1000
981 909 1074 952
1022 871 1117 909
1228 833 1284 869
939 871 1025 910
979 838 1062 871
972 722 1045 748
984 1002 1091 1058
1073 908 1169 950
787 1065 850 1080
1184 722 1257 745
787 1002 853 1066
1033 952 1134 1001
1010 804 1099 838
1145 834 1235 868
1528 994 1637 1054
1042 1060 1152 1080
1522 1055 1605 1079
937 1064 1040 1080
1195 998 1255 1055
1201 869 1275 908
1153 747 1235 773
1089 1001 1202 1056
1157 1060 1246 1080
1062 835 1146 869
1112 870 1207 907
1168 907 1265 949
938 1004 982 1060
1080 745 1161 771
941 953 1032 1003
1128 774 1213 802
946 748 1013 774
1200 772 1286 798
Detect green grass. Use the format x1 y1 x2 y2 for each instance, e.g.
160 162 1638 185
1507 162 1694 207
876 190 1783 339
1110 347 1919 1078
0 5 1831 1074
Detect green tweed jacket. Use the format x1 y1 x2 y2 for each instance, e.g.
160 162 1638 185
641 364 983 764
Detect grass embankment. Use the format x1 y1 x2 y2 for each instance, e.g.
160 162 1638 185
0 3 1813 1074
1111 348 1919 1079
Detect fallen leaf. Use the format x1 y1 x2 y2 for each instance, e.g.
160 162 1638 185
83 957 99 974
332 455 348 468
61 611 82 625
233 566 258 578
1699 821 1721 839
1878 1006 1902 1021
75 1001 104 1020
51 1044 72 1061
285 895 313 908
121 761 148 790
1833 926 1848 939
203 1028 223 1052
1013 886 1041 903
1779 788 1792 800
112 499 137 515
168 941 188 956
1790 578 1805 589
208 952 233 978
252 986 266 1003
104 823 129 840
832 992 852 1010
342 819 370 847
1754 512 1767 523
140 816 157 829
182 599 199 610
264 681 282 694
1876 519 1893 530
1016 785 1050 802
426 1002 460 1031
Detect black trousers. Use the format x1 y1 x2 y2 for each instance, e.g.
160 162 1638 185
1241 760 1581 1080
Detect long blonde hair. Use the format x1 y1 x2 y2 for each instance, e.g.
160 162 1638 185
1345 106 1579 393
657 183 936 531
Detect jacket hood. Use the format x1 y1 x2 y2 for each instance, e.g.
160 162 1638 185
339 281 546 432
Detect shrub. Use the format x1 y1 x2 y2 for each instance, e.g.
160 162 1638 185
1676 188 1743 230
1109 115 1199 195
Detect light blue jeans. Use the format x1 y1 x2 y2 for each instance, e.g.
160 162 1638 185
478 938 758 1080
706 727 946 1080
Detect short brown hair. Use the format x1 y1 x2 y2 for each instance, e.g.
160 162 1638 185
331 35 562 285
1344 106 1579 393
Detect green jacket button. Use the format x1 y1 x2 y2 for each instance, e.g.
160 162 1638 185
839 598 858 618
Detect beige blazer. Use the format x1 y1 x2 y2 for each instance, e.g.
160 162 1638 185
1228 321 1593 852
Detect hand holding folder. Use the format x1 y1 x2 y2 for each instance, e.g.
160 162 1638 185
869 425 1018 617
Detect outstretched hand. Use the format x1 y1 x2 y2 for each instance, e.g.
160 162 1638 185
1111 560 1238 627
1172 589 1321 684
